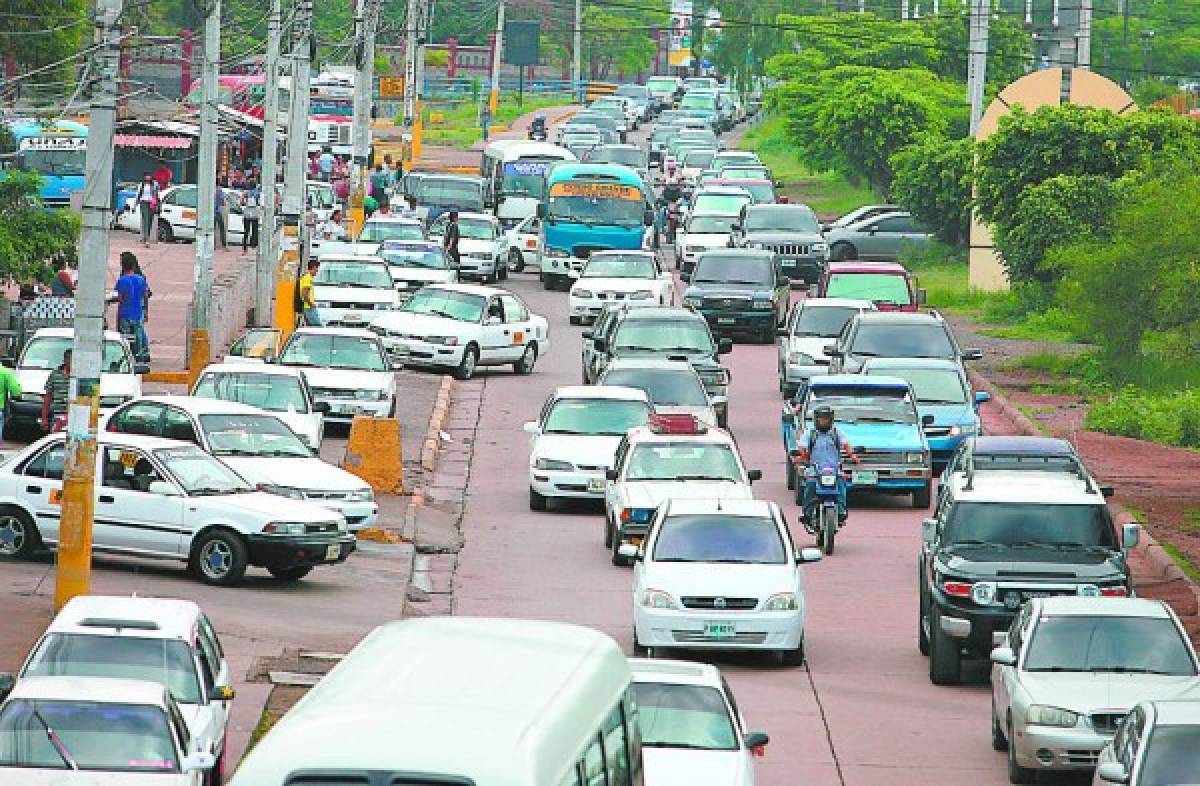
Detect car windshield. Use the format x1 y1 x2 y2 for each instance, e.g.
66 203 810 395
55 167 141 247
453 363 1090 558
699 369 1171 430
23 634 202 704
192 372 309 413
680 93 716 109
681 150 715 169
543 398 649 436
747 209 817 232
647 78 677 91
415 179 483 209
1023 616 1196 675
501 159 556 198
591 148 646 168
849 324 954 359
693 193 750 215
582 254 656 279
314 262 393 289
653 514 785 564
738 183 775 204
1138 725 1200 785
280 333 387 371
943 501 1118 549
826 273 912 306
723 166 771 180
379 246 451 269
200 413 311 458
18 148 86 177
21 338 130 373
792 306 860 338
0 699 179 772
613 319 714 354
806 387 917 425
635 683 738 751
694 255 773 285
155 445 253 495
874 368 967 404
617 85 648 98
625 443 741 482
357 222 425 243
687 215 737 235
403 289 485 322
602 369 708 407
456 218 496 240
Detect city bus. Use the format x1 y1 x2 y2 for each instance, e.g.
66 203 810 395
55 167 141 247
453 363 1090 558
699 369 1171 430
4 119 88 207
482 140 576 229
228 617 644 786
540 162 655 290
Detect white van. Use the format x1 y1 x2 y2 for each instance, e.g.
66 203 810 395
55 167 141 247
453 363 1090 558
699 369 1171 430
229 617 645 786
482 140 576 229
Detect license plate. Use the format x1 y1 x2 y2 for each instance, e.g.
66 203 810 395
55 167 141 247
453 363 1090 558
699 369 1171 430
717 317 736 325
704 622 736 639
851 470 878 485
587 478 606 492
344 312 363 323
629 535 644 547
325 543 341 561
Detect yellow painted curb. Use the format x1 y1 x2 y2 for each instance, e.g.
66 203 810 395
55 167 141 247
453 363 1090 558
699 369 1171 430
143 370 190 385
356 527 402 544
341 416 404 494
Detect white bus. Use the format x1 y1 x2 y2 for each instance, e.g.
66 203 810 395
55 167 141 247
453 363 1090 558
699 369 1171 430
482 140 577 228
229 617 644 786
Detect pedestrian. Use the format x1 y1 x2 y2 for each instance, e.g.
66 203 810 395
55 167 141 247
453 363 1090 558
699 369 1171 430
318 146 335 182
214 186 227 249
0 354 21 439
480 104 492 141
370 163 391 212
299 259 321 326
363 194 378 218
317 209 348 241
308 151 320 179
135 172 159 245
50 258 75 296
242 179 261 252
153 161 173 191
40 349 71 432
444 210 461 267
116 251 150 364
398 194 419 221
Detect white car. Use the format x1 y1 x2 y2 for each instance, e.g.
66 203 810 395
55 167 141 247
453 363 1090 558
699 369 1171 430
428 212 506 283
277 327 398 424
377 239 458 303
628 498 821 665
676 213 738 272
711 151 763 174
679 148 718 189
156 185 246 245
311 255 400 328
10 328 142 432
311 215 426 260
1092 699 1200 786
991 596 1200 783
191 362 326 450
631 658 768 786
306 179 338 223
604 417 761 565
524 385 652 512
568 251 675 325
599 358 717 428
0 432 354 584
777 298 876 398
11 595 234 777
370 283 548 381
502 214 543 273
691 185 754 218
105 396 378 531
0 676 216 783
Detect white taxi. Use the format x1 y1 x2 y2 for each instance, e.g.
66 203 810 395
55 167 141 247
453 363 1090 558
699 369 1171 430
277 327 399 423
12 595 234 779
503 214 543 273
311 255 400 328
370 284 549 381
676 213 739 273
191 362 326 451
428 212 506 283
524 385 653 512
568 250 674 325
0 433 354 585
311 214 426 260
0 676 216 783
604 415 761 566
105 397 378 531
627 498 821 666
376 240 458 303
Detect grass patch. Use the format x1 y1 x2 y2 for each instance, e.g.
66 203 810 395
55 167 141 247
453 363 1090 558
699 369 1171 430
896 243 1009 314
977 308 1079 343
419 94 570 146
1087 387 1200 448
1123 503 1147 524
245 709 277 753
1183 509 1200 533
1162 543 1200 582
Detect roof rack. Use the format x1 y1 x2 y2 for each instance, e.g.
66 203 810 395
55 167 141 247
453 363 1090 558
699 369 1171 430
960 439 1096 495
78 617 161 631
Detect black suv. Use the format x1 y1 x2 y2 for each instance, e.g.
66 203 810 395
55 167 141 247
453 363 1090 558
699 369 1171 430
827 311 981 374
732 203 828 285
583 306 732 426
919 437 1135 685
681 249 790 343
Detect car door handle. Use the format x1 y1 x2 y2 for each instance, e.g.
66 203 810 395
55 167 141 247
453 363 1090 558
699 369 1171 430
25 485 41 494
98 495 115 504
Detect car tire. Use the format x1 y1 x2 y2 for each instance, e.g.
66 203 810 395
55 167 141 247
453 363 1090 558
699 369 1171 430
267 565 312 582
569 316 581 326
716 408 728 429
604 515 614 548
830 242 856 261
453 345 479 381
529 487 547 512
0 507 42 560
917 582 930 656
992 698 1007 752
913 482 932 509
513 344 537 375
208 747 225 786
779 638 805 667
498 263 508 282
543 273 554 290
190 529 249 586
157 221 175 243
508 248 524 273
1007 718 1036 784
631 628 648 656
786 458 797 490
928 607 962 685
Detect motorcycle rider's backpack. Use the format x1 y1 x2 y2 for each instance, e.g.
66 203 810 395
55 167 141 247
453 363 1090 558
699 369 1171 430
807 427 842 458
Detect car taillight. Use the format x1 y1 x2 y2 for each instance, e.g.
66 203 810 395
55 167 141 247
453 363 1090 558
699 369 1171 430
942 580 972 597
1100 586 1128 597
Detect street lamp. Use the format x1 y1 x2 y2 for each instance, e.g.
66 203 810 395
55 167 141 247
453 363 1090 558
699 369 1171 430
1141 29 1155 78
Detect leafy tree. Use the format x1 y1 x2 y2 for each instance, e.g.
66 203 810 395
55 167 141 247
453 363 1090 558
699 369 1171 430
0 172 81 283
580 3 661 79
0 0 88 85
926 12 1032 88
890 135 974 246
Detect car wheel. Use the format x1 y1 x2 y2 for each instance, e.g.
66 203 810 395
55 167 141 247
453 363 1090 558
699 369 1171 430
513 344 537 375
0 507 41 559
631 628 648 656
928 607 962 685
542 273 554 290
191 529 249 586
569 316 581 326
912 482 932 509
453 345 479 381
267 566 312 582
498 262 508 281
992 698 1007 752
1007 718 1036 784
716 408 728 429
604 515 614 548
157 221 175 243
830 242 856 261
529 487 548 512
779 637 805 667
917 579 930 655
208 747 225 786
785 458 796 490
508 248 524 272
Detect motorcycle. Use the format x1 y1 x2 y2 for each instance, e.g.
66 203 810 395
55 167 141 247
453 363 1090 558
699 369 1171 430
527 115 548 142
802 462 845 555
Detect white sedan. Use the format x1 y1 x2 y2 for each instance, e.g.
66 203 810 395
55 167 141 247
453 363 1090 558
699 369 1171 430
311 255 401 328
277 327 399 424
370 283 549 381
502 214 543 273
428 212 507 283
676 213 738 273
524 385 652 512
191 361 326 450
628 498 821 665
568 250 675 325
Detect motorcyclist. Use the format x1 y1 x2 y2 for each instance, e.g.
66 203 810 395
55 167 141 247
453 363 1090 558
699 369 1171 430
528 115 547 140
792 405 856 526
661 161 683 204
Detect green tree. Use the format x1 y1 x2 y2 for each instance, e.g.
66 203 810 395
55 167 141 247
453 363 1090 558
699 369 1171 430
580 3 661 79
0 172 81 283
927 12 1032 88
0 0 87 85
890 135 974 246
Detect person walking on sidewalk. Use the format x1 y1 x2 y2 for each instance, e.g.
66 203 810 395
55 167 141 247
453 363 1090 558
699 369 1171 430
299 259 321 326
214 186 228 250
444 210 461 267
242 179 262 251
135 172 159 246
116 252 151 365
0 359 22 438
480 104 492 141
370 164 391 213
40 349 70 432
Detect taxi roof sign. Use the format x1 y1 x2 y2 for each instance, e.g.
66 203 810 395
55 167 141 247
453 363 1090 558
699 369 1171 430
647 413 706 435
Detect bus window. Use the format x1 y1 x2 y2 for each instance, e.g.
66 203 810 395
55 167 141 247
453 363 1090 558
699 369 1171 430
624 686 643 785
583 733 607 786
604 705 631 786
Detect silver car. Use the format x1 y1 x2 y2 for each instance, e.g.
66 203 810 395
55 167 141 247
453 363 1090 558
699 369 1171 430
991 597 1200 783
824 210 931 262
776 298 875 398
1092 699 1200 786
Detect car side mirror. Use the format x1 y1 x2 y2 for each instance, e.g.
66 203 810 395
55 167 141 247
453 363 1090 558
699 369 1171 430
605 468 619 481
1122 522 1139 550
717 337 733 355
797 548 822 564
743 731 769 755
747 469 762 482
313 401 331 414
147 480 181 497
214 684 236 700
961 348 982 360
974 391 991 406
182 752 217 773
921 414 935 427
523 421 539 434
921 517 937 544
1100 484 1115 498
989 646 1016 667
0 672 14 701
1096 761 1130 784
617 542 642 561
916 288 928 306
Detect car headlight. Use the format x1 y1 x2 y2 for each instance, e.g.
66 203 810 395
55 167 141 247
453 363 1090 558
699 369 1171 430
345 489 375 503
99 395 131 408
970 581 997 606
573 289 594 299
258 484 307 501
1027 705 1080 728
752 299 773 310
906 451 926 464
763 592 799 611
947 424 976 437
545 247 569 258
683 296 702 307
534 457 574 471
355 389 387 401
262 520 307 534
788 352 814 365
640 589 676 609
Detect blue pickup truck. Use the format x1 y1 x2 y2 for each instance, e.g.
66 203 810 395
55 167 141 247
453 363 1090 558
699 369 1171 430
782 375 934 508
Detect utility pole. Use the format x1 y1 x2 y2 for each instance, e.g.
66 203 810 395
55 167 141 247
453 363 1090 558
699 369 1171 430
413 0 429 158
572 0 582 101
281 0 313 332
190 0 220 388
57 0 123 610
489 0 506 115
967 0 990 136
402 0 418 151
1076 0 1091 69
901 0 909 20
350 0 380 237
256 0 282 325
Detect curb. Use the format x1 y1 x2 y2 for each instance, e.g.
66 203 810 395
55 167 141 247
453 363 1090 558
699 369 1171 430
421 375 455 472
966 369 1045 437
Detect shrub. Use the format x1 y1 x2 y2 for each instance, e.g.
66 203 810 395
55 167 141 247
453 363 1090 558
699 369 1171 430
890 135 973 246
1087 387 1200 448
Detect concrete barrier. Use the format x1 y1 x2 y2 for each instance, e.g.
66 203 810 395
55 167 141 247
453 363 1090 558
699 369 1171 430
341 416 404 494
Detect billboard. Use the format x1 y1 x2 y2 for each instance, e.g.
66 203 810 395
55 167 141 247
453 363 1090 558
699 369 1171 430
504 20 541 67
668 0 692 68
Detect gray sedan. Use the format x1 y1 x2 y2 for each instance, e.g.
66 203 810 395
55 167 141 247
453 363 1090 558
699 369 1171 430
824 210 931 262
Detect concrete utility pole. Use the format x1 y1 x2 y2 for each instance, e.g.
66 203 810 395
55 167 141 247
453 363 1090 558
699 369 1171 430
901 0 910 20
256 0 282 325
191 0 221 386
402 0 418 132
572 0 582 101
349 0 380 237
413 0 429 157
489 0 505 114
57 0 123 610
1076 0 1092 69
967 0 990 136
279 0 312 333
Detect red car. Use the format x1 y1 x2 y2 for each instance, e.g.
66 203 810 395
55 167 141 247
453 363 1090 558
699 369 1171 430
812 260 925 312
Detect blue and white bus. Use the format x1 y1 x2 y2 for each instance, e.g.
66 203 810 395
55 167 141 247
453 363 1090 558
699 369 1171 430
5 119 88 207
482 140 577 229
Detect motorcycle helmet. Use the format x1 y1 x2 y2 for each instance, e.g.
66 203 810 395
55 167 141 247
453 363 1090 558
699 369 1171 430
813 405 834 431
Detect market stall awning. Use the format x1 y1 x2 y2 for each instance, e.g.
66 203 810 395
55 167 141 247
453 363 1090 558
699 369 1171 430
113 134 193 149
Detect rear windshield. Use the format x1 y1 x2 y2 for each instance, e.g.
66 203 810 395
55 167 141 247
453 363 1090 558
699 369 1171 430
24 634 202 703
943 501 1118 549
792 306 860 338
602 368 708 407
850 323 955 359
826 272 912 306
613 319 714 354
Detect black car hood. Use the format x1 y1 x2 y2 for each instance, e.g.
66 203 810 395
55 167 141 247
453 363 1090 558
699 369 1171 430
937 545 1126 581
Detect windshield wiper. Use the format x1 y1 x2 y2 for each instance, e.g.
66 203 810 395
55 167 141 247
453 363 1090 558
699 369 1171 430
426 309 465 321
671 474 736 482
920 398 966 405
643 742 720 750
944 540 1009 550
212 449 262 456
855 415 905 424
280 360 318 367
544 429 588 435
32 708 78 771
190 487 241 496
1092 666 1179 675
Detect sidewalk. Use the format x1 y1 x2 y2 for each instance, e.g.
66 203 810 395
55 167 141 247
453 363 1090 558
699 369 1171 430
412 103 580 170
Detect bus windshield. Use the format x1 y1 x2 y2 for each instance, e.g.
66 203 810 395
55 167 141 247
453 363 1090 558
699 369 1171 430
18 148 86 177
500 160 552 198
547 180 644 226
